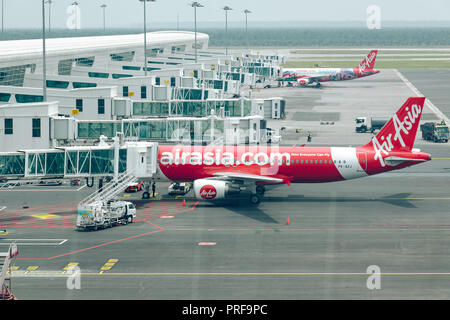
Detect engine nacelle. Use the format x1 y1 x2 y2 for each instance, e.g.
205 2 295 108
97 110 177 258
297 78 311 86
193 179 240 200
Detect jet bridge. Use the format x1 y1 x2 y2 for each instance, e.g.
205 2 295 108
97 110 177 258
0 138 158 181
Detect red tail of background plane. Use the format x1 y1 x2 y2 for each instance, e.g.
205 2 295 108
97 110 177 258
358 50 378 72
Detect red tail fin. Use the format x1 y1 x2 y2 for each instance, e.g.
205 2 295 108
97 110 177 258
358 50 378 72
364 97 426 153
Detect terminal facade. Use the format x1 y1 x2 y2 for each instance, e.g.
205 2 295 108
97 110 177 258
0 31 285 179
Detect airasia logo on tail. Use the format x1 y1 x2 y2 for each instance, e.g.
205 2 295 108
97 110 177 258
359 51 377 73
199 185 217 199
371 99 424 167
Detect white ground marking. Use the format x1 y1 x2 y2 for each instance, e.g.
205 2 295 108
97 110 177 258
76 184 87 191
394 69 449 123
0 239 68 246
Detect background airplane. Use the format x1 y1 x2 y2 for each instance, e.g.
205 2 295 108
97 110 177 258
156 97 430 205
280 50 380 87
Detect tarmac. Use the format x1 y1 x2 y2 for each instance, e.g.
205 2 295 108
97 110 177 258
2 68 450 299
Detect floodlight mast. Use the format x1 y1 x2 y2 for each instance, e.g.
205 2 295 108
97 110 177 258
191 2 204 63
140 0 157 76
244 9 252 50
223 6 233 56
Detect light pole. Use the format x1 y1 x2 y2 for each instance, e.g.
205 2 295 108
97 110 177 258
223 6 232 56
45 0 53 33
42 0 47 102
2 0 4 33
244 9 251 50
140 0 156 76
100 4 107 32
191 2 203 63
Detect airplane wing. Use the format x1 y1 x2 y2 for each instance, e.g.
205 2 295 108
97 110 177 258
210 172 285 184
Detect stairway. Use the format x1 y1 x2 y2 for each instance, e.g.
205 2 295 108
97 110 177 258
79 170 137 208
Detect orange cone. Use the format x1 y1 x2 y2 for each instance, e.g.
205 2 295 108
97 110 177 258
182 199 186 207
286 217 290 225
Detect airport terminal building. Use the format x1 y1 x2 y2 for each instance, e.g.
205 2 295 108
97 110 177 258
0 31 285 178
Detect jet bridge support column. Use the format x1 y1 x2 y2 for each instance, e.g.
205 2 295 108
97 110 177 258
113 136 120 183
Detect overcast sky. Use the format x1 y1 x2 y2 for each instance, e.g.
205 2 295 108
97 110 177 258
3 0 450 29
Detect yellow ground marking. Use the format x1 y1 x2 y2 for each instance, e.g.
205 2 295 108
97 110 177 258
7 266 19 274
99 259 118 273
122 194 131 198
62 262 79 274
31 214 58 219
70 272 450 277
24 266 39 274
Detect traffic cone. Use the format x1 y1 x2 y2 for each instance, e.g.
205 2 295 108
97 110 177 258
182 198 186 207
286 217 290 225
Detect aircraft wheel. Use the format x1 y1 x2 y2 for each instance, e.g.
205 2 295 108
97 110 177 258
256 185 265 195
250 194 261 205
316 83 321 88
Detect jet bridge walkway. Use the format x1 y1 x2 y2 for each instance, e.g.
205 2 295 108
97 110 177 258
0 139 159 182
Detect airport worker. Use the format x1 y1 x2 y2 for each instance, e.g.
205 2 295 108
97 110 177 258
152 181 156 198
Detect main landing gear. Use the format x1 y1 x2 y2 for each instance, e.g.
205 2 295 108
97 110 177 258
250 194 262 205
250 186 266 205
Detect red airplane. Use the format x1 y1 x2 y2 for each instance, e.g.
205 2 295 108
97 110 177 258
156 97 430 205
280 50 380 88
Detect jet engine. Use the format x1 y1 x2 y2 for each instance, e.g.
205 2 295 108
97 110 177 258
193 179 240 200
297 78 311 86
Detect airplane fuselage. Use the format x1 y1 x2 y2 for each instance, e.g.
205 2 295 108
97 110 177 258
157 145 430 184
281 67 379 83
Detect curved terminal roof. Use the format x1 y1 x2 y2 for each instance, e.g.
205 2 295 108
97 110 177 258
0 31 209 62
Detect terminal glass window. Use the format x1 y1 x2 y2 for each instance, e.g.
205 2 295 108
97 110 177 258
46 80 70 89
16 94 44 103
4 118 12 134
123 66 141 71
112 74 133 79
73 82 97 89
46 152 65 175
123 86 129 97
155 77 160 86
98 99 105 115
141 86 147 99
91 149 115 175
0 93 11 102
76 99 83 112
88 72 109 79
243 100 252 116
32 118 41 138
0 153 25 175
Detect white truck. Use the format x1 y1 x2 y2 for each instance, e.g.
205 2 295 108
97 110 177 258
76 200 136 231
355 117 388 133
266 128 281 144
